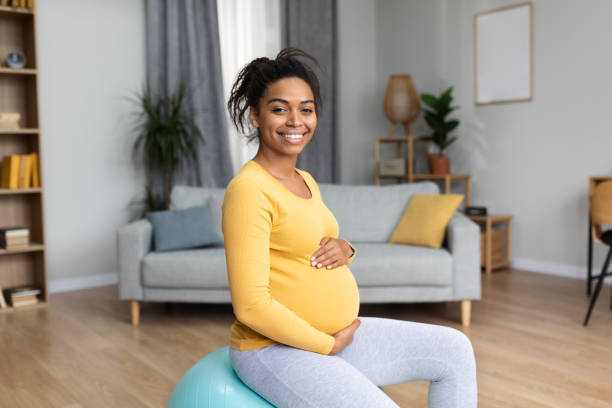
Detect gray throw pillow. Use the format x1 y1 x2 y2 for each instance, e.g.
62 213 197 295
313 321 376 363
146 205 223 252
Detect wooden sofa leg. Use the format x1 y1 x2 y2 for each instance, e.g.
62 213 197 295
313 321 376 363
130 300 140 326
461 300 471 328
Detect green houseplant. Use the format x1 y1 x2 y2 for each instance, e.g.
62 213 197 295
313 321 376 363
131 83 204 214
420 87 460 175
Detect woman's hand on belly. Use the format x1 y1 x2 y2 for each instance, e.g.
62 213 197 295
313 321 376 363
310 237 353 269
329 318 361 355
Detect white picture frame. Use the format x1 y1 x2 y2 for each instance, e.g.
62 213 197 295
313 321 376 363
474 2 533 105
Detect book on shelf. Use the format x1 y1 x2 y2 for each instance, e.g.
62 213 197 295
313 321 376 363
0 226 30 249
13 297 38 307
0 226 28 235
12 292 38 306
0 153 40 189
0 241 29 250
10 287 40 297
0 226 28 234
17 154 32 188
1 155 19 188
3 286 40 308
31 152 39 187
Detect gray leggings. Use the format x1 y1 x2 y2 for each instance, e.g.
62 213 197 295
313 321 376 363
230 317 477 408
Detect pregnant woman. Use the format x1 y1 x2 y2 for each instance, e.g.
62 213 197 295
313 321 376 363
222 47 477 408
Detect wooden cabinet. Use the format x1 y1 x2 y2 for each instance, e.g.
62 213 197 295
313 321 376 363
467 215 512 274
0 4 48 312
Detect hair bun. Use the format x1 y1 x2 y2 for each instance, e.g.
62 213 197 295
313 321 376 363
227 47 322 141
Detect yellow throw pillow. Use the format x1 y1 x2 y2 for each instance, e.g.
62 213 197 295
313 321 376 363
389 193 464 249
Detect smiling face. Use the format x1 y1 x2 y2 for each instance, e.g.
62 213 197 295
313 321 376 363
249 77 317 159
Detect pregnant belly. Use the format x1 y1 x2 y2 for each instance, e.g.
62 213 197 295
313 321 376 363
272 265 360 335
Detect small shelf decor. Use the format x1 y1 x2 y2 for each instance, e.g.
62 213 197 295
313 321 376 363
420 87 459 175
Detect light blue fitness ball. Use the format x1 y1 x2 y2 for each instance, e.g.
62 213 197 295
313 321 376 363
167 345 386 407
167 346 274 408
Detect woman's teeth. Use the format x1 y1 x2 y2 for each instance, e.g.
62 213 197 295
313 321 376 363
280 133 304 139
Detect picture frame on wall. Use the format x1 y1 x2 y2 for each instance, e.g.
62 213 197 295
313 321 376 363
474 2 533 105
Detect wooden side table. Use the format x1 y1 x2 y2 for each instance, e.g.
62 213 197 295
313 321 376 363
467 215 513 274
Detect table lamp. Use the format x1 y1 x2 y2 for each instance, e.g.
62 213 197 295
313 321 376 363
383 74 420 138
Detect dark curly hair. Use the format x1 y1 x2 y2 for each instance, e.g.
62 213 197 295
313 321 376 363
227 47 321 141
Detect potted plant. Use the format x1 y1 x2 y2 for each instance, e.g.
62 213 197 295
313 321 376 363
130 83 204 214
420 87 459 175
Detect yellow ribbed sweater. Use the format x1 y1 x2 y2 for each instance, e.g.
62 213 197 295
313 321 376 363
222 160 359 355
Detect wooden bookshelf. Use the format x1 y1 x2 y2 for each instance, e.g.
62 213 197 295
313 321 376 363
0 3 48 312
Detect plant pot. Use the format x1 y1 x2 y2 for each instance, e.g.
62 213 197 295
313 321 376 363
428 154 451 175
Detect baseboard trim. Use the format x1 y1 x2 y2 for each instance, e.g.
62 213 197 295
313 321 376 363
49 272 118 294
513 257 612 283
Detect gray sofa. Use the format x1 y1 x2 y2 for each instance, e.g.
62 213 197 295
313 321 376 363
118 181 481 327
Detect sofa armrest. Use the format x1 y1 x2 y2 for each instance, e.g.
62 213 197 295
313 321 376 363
117 219 152 300
446 212 481 301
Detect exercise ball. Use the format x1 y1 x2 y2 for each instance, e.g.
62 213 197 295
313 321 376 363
168 345 387 407
167 346 273 408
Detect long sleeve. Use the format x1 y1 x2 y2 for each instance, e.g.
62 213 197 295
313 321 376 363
222 181 335 355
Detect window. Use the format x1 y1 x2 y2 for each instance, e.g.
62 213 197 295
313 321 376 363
217 0 282 174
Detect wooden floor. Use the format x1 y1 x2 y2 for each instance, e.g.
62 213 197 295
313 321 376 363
1 269 612 407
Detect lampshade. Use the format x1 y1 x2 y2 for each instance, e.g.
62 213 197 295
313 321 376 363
384 74 420 124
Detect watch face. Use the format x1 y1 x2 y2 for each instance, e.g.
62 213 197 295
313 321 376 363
7 52 25 69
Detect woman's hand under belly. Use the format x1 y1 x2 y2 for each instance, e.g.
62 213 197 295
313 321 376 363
272 264 360 334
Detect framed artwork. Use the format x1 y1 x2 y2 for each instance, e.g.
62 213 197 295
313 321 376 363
474 2 533 105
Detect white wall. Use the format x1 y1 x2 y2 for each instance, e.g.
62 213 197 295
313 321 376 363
452 0 612 278
37 0 146 290
339 0 612 279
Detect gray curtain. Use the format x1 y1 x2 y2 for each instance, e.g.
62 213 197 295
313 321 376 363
146 0 233 191
283 0 338 183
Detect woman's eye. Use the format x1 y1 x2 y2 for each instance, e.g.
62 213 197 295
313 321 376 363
302 108 313 113
272 107 285 113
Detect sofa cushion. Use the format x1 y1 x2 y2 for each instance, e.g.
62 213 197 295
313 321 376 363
348 243 452 287
390 193 464 249
142 247 229 289
171 185 225 240
146 205 223 252
318 182 439 243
